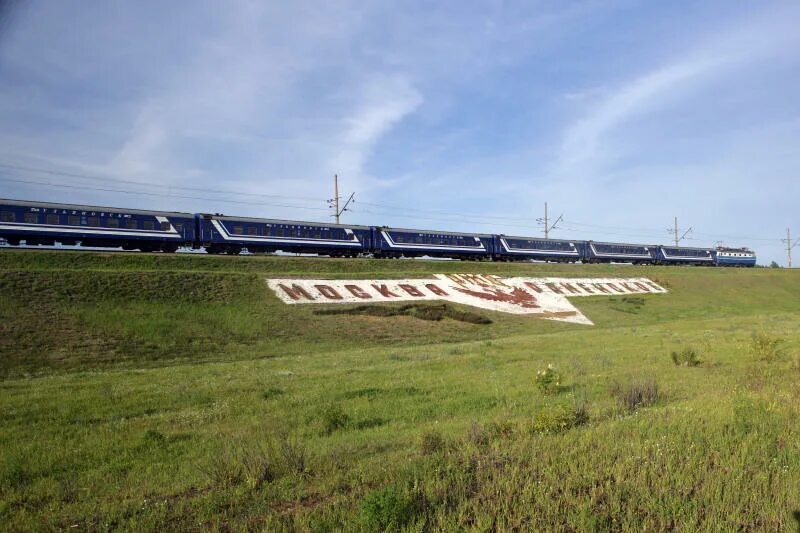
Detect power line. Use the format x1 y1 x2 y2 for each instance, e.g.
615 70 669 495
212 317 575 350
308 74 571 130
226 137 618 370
0 162 326 203
1 162 788 246
0 176 331 211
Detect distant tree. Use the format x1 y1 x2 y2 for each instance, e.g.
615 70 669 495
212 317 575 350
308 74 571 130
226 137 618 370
769 261 781 268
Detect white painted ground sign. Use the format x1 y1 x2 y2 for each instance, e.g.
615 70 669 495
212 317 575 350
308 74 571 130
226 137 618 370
267 274 667 325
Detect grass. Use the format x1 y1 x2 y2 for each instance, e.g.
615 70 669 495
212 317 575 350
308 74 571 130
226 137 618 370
0 249 799 530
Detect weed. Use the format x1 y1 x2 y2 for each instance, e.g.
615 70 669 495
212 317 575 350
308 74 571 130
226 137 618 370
201 448 245 488
750 332 784 362
671 347 702 367
274 432 308 476
466 422 490 447
320 403 350 435
359 485 420 531
530 403 589 434
419 430 445 455
140 429 167 448
485 419 515 440
535 364 563 395
199 434 308 490
262 387 285 400
611 378 659 412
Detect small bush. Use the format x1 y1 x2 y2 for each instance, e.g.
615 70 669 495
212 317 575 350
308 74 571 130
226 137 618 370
419 430 445 455
750 332 784 362
239 444 277 489
320 403 350 435
530 403 589 434
261 387 284 400
466 422 490 447
359 485 419 531
535 364 562 395
200 434 308 489
201 449 245 488
486 419 515 440
611 379 659 412
671 347 702 367
141 429 167 446
274 432 307 475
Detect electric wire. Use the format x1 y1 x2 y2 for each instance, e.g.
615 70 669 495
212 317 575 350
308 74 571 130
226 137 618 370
0 176 331 212
1 163 787 245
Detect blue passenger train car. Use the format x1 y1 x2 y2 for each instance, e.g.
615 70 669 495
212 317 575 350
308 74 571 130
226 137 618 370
714 247 756 267
655 245 714 265
371 226 492 259
584 241 656 264
493 235 581 262
0 198 194 252
196 213 371 255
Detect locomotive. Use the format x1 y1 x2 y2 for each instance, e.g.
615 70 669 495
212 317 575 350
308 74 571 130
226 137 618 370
0 198 757 266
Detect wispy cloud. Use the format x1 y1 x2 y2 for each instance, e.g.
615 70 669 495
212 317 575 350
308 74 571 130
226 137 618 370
554 4 800 177
0 1 798 263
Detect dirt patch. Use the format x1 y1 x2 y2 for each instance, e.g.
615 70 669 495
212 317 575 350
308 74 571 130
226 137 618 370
313 303 492 324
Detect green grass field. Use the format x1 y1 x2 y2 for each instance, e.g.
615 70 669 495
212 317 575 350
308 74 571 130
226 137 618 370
1 250 799 531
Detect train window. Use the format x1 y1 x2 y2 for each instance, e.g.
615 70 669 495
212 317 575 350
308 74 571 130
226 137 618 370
88 217 99 226
174 223 183 233
1 211 15 222
126 219 138 229
68 215 80 226
24 212 38 223
143 221 155 230
233 226 243 235
161 222 171 231
46 214 60 225
107 218 119 228
248 226 258 236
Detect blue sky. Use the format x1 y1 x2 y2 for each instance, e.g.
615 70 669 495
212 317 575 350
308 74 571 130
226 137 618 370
0 1 798 264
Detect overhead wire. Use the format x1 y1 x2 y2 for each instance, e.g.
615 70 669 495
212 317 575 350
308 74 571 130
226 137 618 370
0 176 331 212
1 161 786 245
0 162 327 203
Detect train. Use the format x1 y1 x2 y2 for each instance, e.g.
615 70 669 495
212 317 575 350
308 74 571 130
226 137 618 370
0 198 758 266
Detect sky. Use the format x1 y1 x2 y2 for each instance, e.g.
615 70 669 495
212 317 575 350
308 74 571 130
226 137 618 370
0 0 798 265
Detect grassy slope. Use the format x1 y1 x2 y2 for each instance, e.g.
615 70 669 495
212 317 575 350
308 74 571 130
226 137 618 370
0 250 799 530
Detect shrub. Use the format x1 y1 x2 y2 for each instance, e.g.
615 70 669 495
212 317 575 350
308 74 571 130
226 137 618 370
466 422 490 447
485 419 515 440
611 378 659 412
200 434 308 489
419 430 445 455
535 364 562 395
359 485 419 531
320 403 350 435
750 332 784 362
670 347 702 367
141 429 167 447
274 432 307 475
261 387 284 400
530 403 589 434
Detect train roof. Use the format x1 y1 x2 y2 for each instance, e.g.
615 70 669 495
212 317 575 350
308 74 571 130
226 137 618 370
660 244 715 251
499 235 576 243
0 198 193 218
588 240 658 247
378 226 494 238
200 213 372 230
